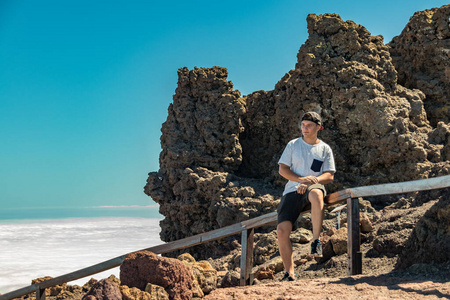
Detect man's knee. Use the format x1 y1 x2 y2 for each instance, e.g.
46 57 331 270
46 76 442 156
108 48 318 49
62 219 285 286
277 221 292 239
308 188 324 204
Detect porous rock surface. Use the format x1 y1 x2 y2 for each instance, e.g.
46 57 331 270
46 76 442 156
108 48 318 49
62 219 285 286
120 251 194 300
145 74 280 255
145 10 450 261
397 194 450 268
13 276 98 300
120 284 169 300
82 278 121 300
177 253 217 295
389 4 450 126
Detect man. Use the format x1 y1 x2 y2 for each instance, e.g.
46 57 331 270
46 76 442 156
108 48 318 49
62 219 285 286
277 111 336 281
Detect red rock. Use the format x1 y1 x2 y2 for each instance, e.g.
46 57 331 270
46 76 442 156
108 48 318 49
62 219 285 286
82 278 121 300
120 250 194 300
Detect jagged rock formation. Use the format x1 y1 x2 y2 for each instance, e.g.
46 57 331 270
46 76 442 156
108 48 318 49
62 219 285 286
145 67 280 252
145 10 450 259
389 4 450 126
243 13 444 189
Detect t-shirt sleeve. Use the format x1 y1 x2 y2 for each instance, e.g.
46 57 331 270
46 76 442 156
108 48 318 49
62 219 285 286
278 142 292 167
322 145 336 173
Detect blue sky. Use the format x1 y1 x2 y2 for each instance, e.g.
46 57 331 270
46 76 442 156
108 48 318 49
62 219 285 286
0 0 448 210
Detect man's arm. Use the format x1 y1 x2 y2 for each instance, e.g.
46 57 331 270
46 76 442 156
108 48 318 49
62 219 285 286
316 171 334 185
278 163 334 185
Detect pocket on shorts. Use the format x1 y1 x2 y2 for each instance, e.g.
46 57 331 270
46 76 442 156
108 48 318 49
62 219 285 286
310 159 323 172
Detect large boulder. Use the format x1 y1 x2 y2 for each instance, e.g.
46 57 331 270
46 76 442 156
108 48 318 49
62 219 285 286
389 4 450 126
120 251 194 300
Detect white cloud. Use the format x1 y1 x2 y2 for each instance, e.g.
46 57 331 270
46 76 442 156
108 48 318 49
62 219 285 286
0 218 162 293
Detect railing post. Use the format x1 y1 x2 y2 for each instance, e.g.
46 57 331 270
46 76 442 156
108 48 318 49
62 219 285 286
240 228 254 286
36 287 46 300
347 197 362 275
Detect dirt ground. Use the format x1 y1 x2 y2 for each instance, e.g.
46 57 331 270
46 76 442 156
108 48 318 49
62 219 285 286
204 274 450 299
206 239 450 299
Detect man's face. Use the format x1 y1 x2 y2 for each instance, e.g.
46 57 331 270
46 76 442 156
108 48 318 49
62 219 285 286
301 120 321 137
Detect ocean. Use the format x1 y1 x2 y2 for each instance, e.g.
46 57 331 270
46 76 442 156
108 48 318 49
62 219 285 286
0 206 163 294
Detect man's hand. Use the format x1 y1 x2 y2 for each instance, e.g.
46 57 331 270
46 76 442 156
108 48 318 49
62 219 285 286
297 184 309 194
300 176 319 185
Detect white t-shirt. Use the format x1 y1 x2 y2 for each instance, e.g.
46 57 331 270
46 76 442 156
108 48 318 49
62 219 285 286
278 137 336 196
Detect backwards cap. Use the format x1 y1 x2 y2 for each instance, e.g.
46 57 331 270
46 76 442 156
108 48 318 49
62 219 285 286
301 111 322 126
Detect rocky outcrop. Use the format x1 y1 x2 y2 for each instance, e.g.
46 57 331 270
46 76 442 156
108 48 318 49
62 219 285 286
145 10 450 261
246 13 448 189
120 251 194 300
144 67 280 253
389 5 450 126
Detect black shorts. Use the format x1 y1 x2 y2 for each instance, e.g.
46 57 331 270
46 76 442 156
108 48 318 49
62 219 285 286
277 184 326 226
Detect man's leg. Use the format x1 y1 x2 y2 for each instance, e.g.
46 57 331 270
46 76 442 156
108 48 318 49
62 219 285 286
308 189 324 240
277 220 294 275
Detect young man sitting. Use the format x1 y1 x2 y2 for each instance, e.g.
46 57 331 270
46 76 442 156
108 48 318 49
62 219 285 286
277 111 336 281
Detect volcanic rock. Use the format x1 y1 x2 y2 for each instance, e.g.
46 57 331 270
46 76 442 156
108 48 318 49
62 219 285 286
15 276 86 300
389 4 450 126
145 11 450 262
82 278 121 300
177 253 217 295
144 284 170 300
253 231 279 265
329 227 348 255
254 266 275 280
219 270 240 288
120 251 194 300
291 228 313 243
397 195 450 268
120 284 170 300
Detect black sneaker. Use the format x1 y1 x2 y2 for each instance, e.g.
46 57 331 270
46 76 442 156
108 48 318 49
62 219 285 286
280 272 296 281
311 239 323 258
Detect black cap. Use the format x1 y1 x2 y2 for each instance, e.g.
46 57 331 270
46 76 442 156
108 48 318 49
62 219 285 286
301 111 322 126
